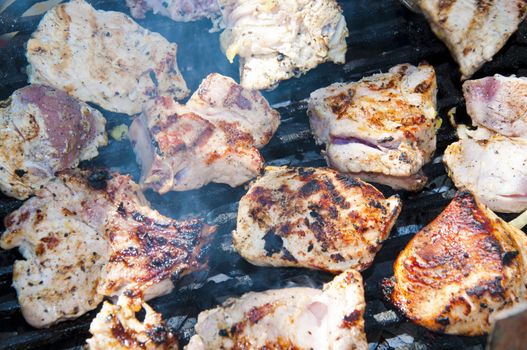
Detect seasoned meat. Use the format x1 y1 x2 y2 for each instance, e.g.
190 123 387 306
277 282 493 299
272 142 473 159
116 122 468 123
416 0 527 79
26 0 189 115
219 0 348 89
384 191 527 336
234 166 401 273
443 127 527 213
86 295 178 350
186 269 367 350
129 74 279 193
0 171 214 327
463 74 527 138
308 63 438 191
126 0 220 22
0 85 107 200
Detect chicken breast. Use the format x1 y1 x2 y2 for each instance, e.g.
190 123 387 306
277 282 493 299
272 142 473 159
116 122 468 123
416 0 527 79
86 295 178 350
384 191 527 336
443 127 527 213
0 84 107 200
126 0 220 22
26 0 189 115
186 269 367 350
463 74 527 138
219 0 348 89
234 166 401 273
0 170 214 328
308 63 438 191
129 74 279 193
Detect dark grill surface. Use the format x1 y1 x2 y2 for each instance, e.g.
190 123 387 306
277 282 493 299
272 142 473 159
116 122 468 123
1 0 526 349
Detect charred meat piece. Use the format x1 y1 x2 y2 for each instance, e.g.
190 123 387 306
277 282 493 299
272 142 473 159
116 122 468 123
129 74 279 193
26 0 189 115
234 166 401 273
0 84 107 200
416 0 527 79
0 171 214 327
443 127 527 213
187 269 367 350
463 74 527 138
308 63 438 191
219 0 348 89
126 0 220 22
86 295 178 350
384 191 527 336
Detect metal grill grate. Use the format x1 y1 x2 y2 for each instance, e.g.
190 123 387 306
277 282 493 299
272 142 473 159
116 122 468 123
1 0 526 349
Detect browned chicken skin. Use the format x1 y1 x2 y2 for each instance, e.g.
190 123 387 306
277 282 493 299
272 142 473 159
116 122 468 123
385 191 527 336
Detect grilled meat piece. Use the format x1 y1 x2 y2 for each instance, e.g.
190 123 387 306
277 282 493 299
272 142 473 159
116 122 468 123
384 191 527 336
129 74 279 193
234 166 401 273
0 85 107 200
126 0 220 22
187 269 367 350
26 0 189 115
0 171 214 327
219 0 348 89
308 63 438 191
416 0 527 79
463 74 527 138
443 127 527 213
86 295 178 350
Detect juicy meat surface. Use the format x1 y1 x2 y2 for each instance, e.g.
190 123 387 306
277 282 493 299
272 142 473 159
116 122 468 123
443 127 527 213
0 171 214 327
416 0 527 79
0 84 107 200
463 74 527 138
186 269 367 350
385 191 527 336
219 0 348 89
126 0 220 22
26 0 189 115
308 63 438 191
129 74 279 193
86 295 178 350
234 166 401 273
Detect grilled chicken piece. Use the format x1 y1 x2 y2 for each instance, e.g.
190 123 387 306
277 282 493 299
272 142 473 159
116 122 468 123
384 191 527 336
86 295 178 350
0 171 214 327
186 269 367 350
26 0 188 115
234 166 401 273
0 85 107 200
444 127 527 213
308 63 438 191
463 74 527 138
126 0 220 22
129 74 279 193
219 0 348 89
416 0 527 79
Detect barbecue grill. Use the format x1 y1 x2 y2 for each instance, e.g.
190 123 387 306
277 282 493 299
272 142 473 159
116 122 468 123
1 0 526 349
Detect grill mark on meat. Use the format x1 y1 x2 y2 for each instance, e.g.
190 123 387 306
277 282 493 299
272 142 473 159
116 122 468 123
341 309 361 328
224 84 252 110
247 302 274 324
502 250 519 265
263 230 283 256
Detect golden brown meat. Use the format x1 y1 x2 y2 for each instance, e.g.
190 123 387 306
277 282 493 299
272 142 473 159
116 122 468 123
384 191 527 336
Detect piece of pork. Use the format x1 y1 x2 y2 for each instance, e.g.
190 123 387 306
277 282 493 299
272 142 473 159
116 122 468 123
0 170 215 327
26 0 189 115
0 84 107 200
416 0 527 79
443 127 527 213
126 0 220 22
219 0 348 89
186 269 367 350
463 74 527 138
384 191 527 336
234 166 401 273
308 63 438 191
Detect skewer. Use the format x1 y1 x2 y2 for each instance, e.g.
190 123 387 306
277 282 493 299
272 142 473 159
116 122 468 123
509 210 527 229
